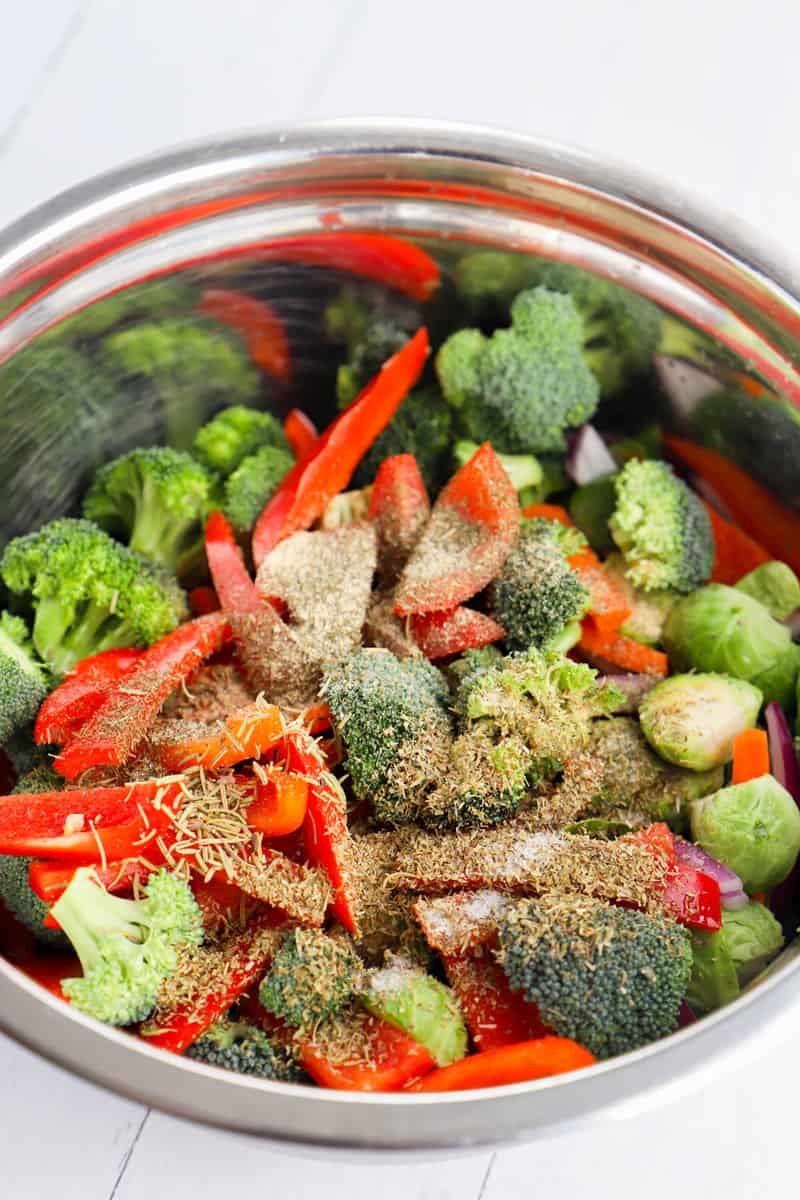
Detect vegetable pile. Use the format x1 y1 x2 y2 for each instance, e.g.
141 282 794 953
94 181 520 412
1 237 798 1096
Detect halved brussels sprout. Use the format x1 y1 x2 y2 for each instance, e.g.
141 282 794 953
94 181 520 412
690 775 800 892
735 562 800 622
639 673 762 771
686 929 740 1016
720 900 784 984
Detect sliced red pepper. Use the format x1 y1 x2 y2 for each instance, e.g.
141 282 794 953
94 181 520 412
14 953 82 1000
410 606 506 660
29 857 157 905
664 434 800 576
252 328 429 565
300 1014 435 1092
54 613 231 780
198 288 291 385
442 953 549 1053
188 585 221 617
394 443 520 617
246 772 309 838
34 647 144 745
0 781 181 861
286 733 360 936
368 453 430 582
624 823 722 930
283 408 319 461
205 510 263 614
254 232 440 302
152 700 286 772
702 500 772 585
141 913 285 1054
0 897 38 963
190 875 255 934
405 1036 595 1092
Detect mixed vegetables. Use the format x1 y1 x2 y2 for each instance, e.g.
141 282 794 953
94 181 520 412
2 234 800 1097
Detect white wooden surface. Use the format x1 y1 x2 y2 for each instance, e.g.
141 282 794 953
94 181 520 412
2 3 799 1195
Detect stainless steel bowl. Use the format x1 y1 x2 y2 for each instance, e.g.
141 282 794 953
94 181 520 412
1 119 800 1152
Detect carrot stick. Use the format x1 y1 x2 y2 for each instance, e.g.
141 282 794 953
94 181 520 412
405 1036 595 1092
521 503 574 527
663 434 800 576
151 701 286 771
731 728 771 784
577 621 668 676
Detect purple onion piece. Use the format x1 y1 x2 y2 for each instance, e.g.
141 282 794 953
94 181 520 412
784 609 800 640
764 701 800 807
565 423 617 486
674 838 748 910
677 1000 697 1028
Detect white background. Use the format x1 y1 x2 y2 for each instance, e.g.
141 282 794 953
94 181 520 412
2 2 799 1196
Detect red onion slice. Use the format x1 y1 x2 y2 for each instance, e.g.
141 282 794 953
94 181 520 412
566 424 617 486
783 609 800 640
765 701 800 806
677 1000 697 1027
674 838 748 910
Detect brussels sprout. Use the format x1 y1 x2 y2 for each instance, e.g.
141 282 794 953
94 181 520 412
663 584 800 709
603 553 677 646
719 900 784 984
685 929 740 1015
639 674 762 771
690 775 800 892
735 562 800 622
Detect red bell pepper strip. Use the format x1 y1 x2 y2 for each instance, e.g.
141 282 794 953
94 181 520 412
198 288 291 385
29 857 157 905
394 443 520 617
254 232 440 302
369 453 430 582
624 823 722 931
406 1036 595 1092
0 898 38 963
283 408 319 461
140 913 285 1054
14 953 82 1000
54 613 231 780
286 733 360 936
410 607 506 660
0 781 181 861
205 510 263 614
664 434 800 576
252 328 429 565
442 953 549 1053
34 647 144 745
577 621 669 676
701 500 772 585
188 585 221 617
300 1014 435 1092
246 772 309 837
189 875 255 934
152 700 286 772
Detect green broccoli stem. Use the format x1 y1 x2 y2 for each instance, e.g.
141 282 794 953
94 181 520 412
52 871 144 975
127 502 197 576
658 316 718 364
33 597 139 676
160 383 210 452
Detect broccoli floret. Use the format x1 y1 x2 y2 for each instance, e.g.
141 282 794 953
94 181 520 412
0 612 49 744
453 250 535 322
335 317 412 408
351 387 453 494
445 644 504 694
185 1017 306 1081
259 929 358 1031
499 893 692 1058
436 287 600 455
52 867 204 1026
193 404 290 476
490 519 590 652
459 648 623 786
608 459 713 593
321 649 453 825
422 723 529 830
222 444 294 532
1 518 187 676
586 717 724 831
83 447 218 576
0 764 65 948
100 319 259 451
38 280 197 346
